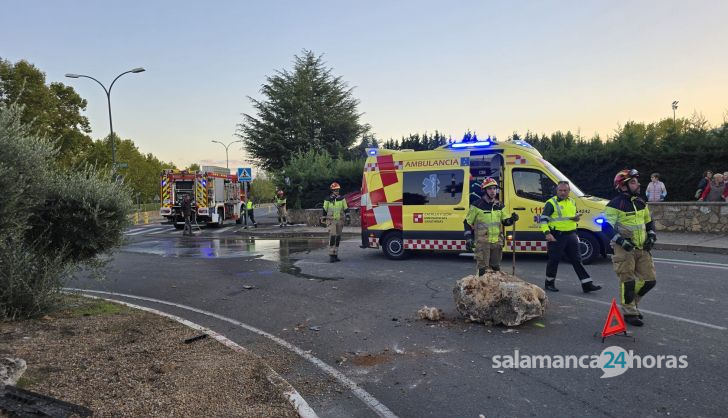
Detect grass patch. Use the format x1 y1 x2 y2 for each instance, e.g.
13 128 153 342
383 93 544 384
57 294 127 318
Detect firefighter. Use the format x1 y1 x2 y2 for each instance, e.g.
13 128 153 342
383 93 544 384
540 181 602 293
181 194 193 236
242 197 257 229
603 169 657 327
464 177 518 275
323 182 348 262
275 190 287 227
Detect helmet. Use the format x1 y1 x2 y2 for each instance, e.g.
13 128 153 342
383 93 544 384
330 182 341 190
276 190 284 196
614 168 639 189
480 177 498 189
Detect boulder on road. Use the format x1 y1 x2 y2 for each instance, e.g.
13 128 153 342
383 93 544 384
453 271 547 327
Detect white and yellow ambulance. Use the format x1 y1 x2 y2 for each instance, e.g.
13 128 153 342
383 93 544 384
360 136 610 263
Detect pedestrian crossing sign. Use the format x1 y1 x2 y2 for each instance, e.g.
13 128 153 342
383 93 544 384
237 167 252 182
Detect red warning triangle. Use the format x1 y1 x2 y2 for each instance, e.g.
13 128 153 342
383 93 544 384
601 298 627 338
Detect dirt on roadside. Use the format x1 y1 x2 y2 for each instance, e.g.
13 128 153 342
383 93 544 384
0 296 298 417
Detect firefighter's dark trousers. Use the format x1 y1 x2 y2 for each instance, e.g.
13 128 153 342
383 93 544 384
546 230 592 284
243 209 256 226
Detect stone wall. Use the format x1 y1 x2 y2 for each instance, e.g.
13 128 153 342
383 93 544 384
648 202 728 233
288 208 361 227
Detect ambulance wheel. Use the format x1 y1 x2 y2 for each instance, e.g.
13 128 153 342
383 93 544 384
577 231 599 265
382 232 407 260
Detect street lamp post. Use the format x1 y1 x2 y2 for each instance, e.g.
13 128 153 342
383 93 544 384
672 100 679 128
211 139 243 171
65 68 145 176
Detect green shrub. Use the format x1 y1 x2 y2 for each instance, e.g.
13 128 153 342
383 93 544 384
0 104 132 320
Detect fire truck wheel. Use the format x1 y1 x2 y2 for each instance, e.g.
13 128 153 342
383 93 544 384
576 231 599 265
382 232 407 260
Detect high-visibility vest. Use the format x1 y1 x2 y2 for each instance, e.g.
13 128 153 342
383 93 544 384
540 196 578 233
604 196 651 248
246 201 254 210
275 197 286 206
466 200 507 244
323 197 348 220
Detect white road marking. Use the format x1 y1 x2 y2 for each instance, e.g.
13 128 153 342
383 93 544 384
72 292 318 418
66 289 398 418
653 257 728 270
210 226 232 234
148 228 171 235
567 295 727 331
125 227 165 236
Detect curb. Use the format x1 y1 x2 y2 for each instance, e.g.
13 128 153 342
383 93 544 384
72 292 318 418
653 243 728 255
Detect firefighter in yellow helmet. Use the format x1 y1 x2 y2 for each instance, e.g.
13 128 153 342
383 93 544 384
323 182 348 262
603 169 657 327
540 181 602 293
465 177 518 275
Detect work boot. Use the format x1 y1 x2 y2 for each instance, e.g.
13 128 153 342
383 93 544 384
545 279 559 292
624 315 644 327
329 255 337 263
279 223 284 228
333 255 341 262
477 267 487 276
254 223 258 228
581 282 602 293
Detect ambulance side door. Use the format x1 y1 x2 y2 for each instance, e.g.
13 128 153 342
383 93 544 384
508 167 557 244
401 169 467 241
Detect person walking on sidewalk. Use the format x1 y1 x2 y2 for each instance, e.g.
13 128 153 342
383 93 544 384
603 168 657 327
323 182 348 262
275 190 288 227
181 194 193 236
465 177 518 275
242 197 257 229
645 173 667 202
540 181 602 293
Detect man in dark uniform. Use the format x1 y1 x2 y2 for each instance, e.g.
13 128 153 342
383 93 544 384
540 181 602 293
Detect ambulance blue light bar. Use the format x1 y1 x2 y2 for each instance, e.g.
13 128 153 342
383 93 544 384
366 148 378 156
450 140 493 148
594 215 606 225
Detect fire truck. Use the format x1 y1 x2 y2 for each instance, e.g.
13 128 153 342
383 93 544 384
159 166 244 228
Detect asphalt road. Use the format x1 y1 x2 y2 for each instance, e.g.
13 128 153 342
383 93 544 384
68 223 728 417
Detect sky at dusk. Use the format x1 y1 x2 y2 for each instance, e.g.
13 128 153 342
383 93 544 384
3 0 727 171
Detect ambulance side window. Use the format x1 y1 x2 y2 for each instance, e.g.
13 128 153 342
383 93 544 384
512 169 556 202
403 170 464 205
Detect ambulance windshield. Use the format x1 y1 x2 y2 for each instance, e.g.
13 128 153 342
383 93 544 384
541 160 585 197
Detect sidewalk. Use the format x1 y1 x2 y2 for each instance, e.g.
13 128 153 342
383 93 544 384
241 225 728 255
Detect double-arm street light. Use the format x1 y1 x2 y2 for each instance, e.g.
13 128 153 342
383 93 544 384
65 68 146 175
672 100 679 127
211 139 243 171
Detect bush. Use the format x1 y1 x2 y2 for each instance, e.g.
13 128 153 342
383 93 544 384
0 104 132 319
278 150 363 208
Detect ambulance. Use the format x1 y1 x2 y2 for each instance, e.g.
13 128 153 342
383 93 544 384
360 136 610 264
